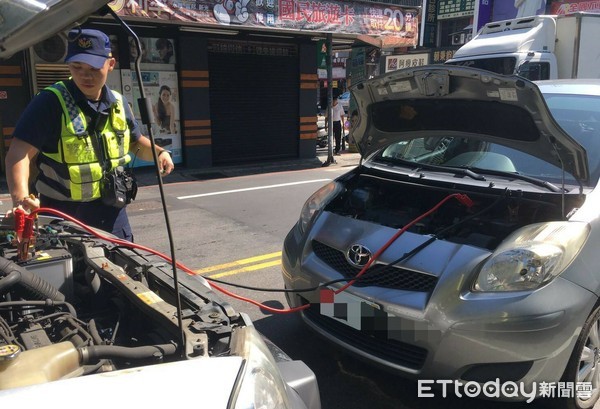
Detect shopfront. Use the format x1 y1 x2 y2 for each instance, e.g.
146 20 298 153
0 0 420 169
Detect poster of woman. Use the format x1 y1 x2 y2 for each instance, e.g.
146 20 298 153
120 69 182 165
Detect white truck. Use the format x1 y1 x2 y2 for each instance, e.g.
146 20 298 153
446 12 600 80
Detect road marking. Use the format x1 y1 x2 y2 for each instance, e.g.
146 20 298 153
206 260 282 279
196 251 282 278
177 179 331 200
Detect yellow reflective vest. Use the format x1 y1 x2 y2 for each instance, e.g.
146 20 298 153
38 82 131 202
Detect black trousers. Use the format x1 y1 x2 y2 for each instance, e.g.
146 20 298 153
333 120 342 153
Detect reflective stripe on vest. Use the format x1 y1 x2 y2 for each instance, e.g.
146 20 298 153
39 82 131 201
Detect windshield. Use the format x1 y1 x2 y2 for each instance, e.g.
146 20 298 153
446 57 516 75
375 136 580 187
542 92 600 184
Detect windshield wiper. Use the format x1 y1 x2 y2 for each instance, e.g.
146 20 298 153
461 166 564 193
379 157 487 181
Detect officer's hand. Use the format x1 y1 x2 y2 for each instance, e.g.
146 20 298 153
158 151 175 176
5 196 40 218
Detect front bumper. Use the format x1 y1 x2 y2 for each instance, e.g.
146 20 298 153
282 219 597 393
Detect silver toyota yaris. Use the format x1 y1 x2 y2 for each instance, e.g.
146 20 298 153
282 66 600 409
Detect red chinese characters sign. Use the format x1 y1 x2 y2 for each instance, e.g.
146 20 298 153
108 0 419 47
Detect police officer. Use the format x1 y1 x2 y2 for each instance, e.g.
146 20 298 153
6 29 175 241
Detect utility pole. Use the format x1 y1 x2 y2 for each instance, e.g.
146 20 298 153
322 32 335 166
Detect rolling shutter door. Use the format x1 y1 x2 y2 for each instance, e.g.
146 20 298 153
208 41 299 165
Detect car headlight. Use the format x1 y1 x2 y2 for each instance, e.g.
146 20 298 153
299 181 342 234
473 221 589 292
230 325 292 409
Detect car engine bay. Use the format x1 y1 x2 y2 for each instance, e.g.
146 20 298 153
0 217 243 390
326 170 585 251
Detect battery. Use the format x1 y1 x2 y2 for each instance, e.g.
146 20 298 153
17 249 74 300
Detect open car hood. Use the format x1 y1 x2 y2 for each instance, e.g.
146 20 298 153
0 0 109 58
349 65 589 183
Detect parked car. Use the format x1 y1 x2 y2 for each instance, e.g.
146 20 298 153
0 2 320 408
282 65 600 408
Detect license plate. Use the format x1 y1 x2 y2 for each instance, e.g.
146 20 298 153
319 287 386 331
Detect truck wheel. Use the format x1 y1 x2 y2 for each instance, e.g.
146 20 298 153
561 304 600 409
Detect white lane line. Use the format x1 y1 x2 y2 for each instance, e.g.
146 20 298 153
177 179 331 200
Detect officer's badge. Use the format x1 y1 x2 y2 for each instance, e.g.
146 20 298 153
77 37 93 49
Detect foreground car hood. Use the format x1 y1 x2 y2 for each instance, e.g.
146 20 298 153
0 0 108 58
350 65 589 183
0 357 243 407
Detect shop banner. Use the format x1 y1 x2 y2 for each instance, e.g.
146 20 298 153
348 47 366 86
550 0 600 14
385 53 429 73
120 69 183 166
108 0 420 47
437 0 475 20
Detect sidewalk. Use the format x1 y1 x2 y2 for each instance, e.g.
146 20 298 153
0 148 361 198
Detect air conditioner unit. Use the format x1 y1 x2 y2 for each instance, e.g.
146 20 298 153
451 33 466 46
32 33 68 64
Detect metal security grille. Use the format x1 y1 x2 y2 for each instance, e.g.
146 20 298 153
33 64 71 93
208 41 299 165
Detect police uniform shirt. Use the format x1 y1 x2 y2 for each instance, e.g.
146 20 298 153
13 79 142 155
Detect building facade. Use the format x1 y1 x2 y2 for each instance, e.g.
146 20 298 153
0 0 419 170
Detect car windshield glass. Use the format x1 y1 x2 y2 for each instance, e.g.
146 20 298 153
375 136 580 187
446 57 517 75
543 93 600 184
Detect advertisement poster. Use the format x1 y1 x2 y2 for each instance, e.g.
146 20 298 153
128 36 176 72
550 0 600 14
492 0 548 21
121 69 182 166
109 0 420 47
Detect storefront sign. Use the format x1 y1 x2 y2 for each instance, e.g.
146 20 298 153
109 0 420 47
430 48 458 64
349 47 366 86
423 0 438 48
385 53 429 73
317 39 328 69
550 0 600 14
208 39 296 55
437 0 475 20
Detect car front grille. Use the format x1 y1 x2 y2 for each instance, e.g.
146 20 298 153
302 300 428 370
312 240 437 292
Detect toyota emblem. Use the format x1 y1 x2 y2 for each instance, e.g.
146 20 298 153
346 244 372 268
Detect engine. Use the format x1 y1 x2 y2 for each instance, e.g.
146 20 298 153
0 219 242 389
326 171 585 250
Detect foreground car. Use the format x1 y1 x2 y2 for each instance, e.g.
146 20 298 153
0 216 320 408
0 2 320 408
282 66 600 408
